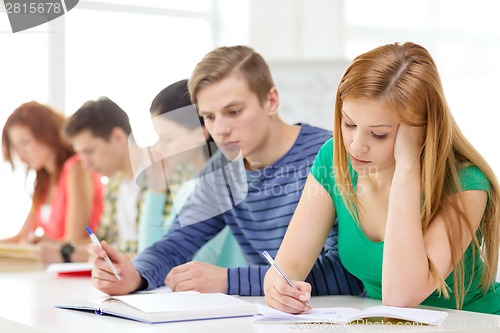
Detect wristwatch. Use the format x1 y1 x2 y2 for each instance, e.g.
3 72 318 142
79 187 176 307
60 242 75 263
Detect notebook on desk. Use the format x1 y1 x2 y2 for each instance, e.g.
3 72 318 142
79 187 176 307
46 262 93 277
0 243 37 259
55 291 259 324
255 303 448 326
0 243 43 272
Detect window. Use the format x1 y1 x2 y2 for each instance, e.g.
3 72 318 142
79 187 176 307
65 5 213 146
0 21 48 238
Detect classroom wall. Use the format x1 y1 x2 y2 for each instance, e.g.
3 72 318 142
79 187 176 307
248 0 500 180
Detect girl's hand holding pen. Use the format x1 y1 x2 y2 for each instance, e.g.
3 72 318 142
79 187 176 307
263 267 312 314
87 240 142 296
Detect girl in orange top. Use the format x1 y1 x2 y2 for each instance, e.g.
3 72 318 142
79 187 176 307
1 101 103 246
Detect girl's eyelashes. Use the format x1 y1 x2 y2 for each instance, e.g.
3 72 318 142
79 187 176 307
372 133 388 140
343 121 388 140
343 120 388 140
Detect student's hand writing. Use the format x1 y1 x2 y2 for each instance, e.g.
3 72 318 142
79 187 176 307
165 261 228 293
394 124 426 168
87 240 142 295
264 269 311 314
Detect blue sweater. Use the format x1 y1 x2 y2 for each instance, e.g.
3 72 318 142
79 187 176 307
134 124 364 296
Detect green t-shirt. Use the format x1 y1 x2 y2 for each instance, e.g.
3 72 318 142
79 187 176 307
310 139 500 314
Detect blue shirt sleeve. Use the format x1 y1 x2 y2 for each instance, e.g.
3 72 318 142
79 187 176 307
133 213 226 290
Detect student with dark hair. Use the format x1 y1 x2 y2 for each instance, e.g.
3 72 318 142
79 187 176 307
138 79 247 268
1 101 103 263
64 97 144 255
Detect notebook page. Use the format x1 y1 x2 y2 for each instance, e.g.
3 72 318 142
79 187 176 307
111 292 252 313
255 304 361 323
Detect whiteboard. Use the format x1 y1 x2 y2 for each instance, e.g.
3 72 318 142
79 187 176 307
269 60 350 131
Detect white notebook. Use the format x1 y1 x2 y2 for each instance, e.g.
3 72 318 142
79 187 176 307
46 262 93 273
255 303 448 326
55 291 258 324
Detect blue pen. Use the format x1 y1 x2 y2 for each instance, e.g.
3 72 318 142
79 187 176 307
86 226 122 281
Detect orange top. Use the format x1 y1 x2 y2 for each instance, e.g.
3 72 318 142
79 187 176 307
35 155 103 240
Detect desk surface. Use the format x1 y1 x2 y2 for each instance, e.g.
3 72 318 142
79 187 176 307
0 271 498 333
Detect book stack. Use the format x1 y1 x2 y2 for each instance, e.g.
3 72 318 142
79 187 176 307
0 243 43 272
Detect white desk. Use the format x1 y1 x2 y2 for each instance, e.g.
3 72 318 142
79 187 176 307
0 271 498 333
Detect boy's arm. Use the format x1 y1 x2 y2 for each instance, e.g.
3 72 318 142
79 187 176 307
133 214 226 290
227 224 365 296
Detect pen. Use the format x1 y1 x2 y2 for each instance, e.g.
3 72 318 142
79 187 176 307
86 226 122 281
262 250 312 310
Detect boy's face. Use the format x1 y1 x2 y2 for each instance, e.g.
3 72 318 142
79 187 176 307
196 74 276 161
70 129 125 176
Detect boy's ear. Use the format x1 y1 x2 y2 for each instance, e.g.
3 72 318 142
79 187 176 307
109 127 127 144
266 87 279 116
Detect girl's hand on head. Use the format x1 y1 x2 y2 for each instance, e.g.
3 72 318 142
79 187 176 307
394 125 426 168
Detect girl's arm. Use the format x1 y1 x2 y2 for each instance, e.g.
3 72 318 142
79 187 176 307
382 125 486 306
264 174 336 313
63 161 95 244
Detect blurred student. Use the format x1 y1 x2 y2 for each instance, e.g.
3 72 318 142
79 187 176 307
0 101 103 263
138 79 246 268
64 97 145 256
88 46 364 297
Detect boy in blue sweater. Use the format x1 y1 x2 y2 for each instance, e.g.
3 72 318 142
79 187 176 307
88 45 364 297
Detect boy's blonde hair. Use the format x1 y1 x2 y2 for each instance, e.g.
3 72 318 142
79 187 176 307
188 45 274 106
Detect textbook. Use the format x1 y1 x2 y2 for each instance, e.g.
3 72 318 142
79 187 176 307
55 291 259 324
255 303 448 326
0 243 43 272
0 243 37 259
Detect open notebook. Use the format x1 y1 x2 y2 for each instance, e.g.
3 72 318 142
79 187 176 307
255 304 448 326
55 291 259 324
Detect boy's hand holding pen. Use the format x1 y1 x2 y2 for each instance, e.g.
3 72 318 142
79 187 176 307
86 226 145 296
86 226 121 280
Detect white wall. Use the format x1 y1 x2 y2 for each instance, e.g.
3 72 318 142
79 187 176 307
250 0 500 180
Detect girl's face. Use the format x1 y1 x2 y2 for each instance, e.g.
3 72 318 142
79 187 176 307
7 125 55 171
151 115 206 165
341 99 399 175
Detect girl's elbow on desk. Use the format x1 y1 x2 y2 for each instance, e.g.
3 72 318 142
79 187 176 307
382 294 423 308
382 282 435 308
